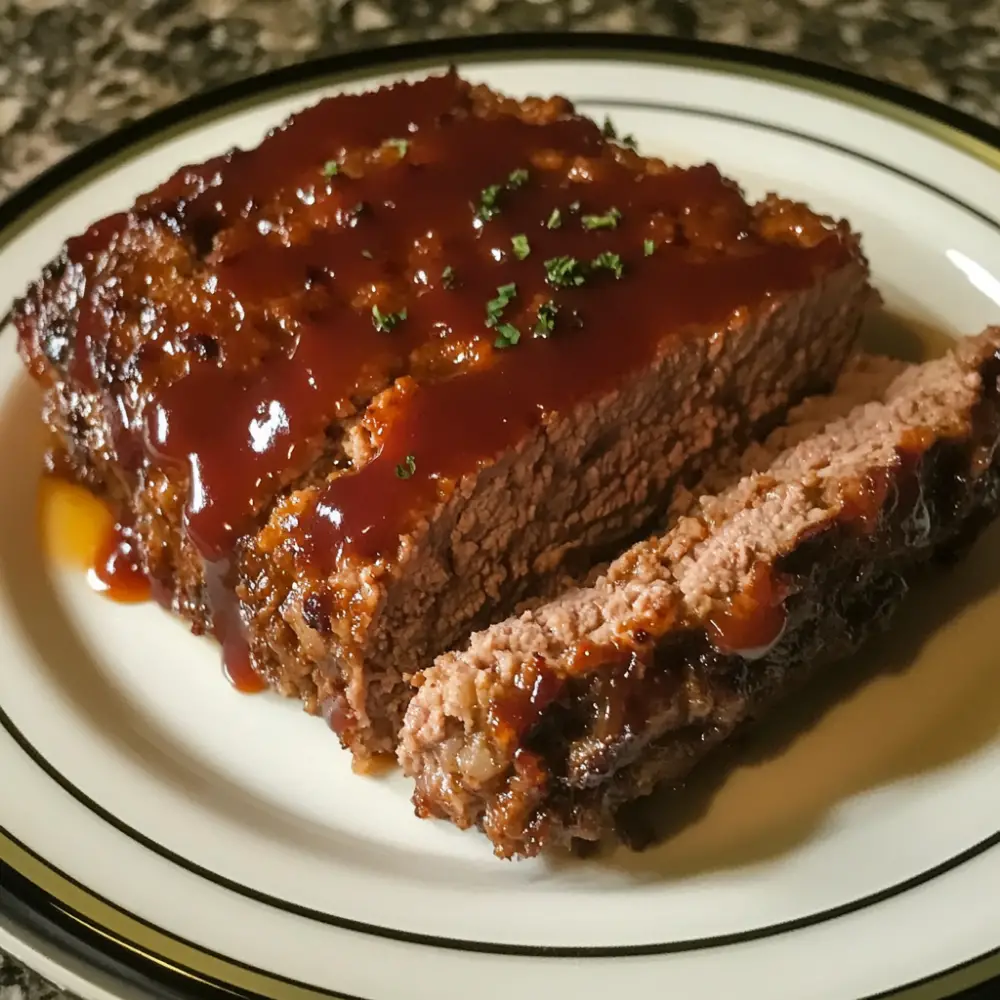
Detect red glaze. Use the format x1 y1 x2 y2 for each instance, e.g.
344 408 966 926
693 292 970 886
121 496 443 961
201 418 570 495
221 631 268 694
488 654 564 746
87 523 151 604
707 562 789 658
35 74 854 671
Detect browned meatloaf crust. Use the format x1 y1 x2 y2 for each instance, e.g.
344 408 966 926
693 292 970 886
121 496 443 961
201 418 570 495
13 71 870 761
398 328 1000 858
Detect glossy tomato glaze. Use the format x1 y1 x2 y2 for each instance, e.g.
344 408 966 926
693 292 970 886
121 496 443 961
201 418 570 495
92 517 264 691
44 72 854 656
88 522 151 603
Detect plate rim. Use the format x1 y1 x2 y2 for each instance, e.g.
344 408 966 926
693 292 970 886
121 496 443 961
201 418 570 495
0 827 1000 1000
1 31 998 240
6 834 1000 1000
2 30 999 1000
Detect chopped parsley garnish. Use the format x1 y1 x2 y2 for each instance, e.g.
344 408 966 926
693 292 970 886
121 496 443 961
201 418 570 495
395 455 417 479
386 137 409 157
441 265 456 289
372 305 407 333
511 234 531 260
485 282 518 328
591 251 624 279
644 238 655 257
475 170 530 223
581 206 622 230
476 183 503 222
601 117 637 150
361 249 374 259
507 167 529 189
544 255 586 289
533 300 558 339
495 281 518 302
546 207 562 229
494 323 521 349
321 160 339 177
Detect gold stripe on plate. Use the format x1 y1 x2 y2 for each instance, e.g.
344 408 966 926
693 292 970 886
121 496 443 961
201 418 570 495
1 834 338 999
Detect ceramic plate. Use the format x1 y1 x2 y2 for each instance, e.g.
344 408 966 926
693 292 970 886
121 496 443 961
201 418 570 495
2 34 999 1000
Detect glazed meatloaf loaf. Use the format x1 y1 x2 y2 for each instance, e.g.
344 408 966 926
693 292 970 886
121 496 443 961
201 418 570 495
399 327 1000 858
14 71 871 761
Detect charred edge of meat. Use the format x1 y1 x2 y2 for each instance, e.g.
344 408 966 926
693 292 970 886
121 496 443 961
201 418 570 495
470 348 1000 858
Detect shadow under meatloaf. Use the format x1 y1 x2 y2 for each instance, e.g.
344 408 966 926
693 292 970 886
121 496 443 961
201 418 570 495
398 328 1000 858
13 70 869 761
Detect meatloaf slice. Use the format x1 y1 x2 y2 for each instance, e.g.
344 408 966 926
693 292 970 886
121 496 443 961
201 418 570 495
398 327 1000 858
13 71 870 760
239 257 867 761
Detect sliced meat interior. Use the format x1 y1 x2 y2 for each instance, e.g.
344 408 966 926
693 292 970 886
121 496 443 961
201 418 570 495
398 327 1000 858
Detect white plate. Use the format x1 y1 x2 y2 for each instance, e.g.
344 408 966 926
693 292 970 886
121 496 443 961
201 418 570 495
2 34 1000 1000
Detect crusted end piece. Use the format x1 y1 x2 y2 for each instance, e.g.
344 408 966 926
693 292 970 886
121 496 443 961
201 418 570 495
399 328 1000 858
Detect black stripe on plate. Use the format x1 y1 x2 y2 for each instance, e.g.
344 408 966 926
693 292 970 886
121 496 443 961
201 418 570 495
3 834 999 1000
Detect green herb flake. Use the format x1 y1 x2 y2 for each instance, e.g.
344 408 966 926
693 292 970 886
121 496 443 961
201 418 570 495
533 300 558 339
476 183 503 223
507 168 529 189
643 238 655 257
544 256 586 289
372 305 407 333
387 137 410 157
591 251 624 279
321 160 339 177
600 116 637 151
511 234 531 260
474 170 530 225
581 207 622 231
485 282 518 328
546 207 562 230
395 455 417 480
494 323 521 349
441 265 456 289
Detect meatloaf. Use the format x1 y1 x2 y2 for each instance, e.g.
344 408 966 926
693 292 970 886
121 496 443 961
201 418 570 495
398 327 1000 858
13 71 870 761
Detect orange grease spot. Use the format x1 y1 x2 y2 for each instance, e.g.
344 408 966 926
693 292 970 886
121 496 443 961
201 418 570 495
37 475 113 569
39 476 151 603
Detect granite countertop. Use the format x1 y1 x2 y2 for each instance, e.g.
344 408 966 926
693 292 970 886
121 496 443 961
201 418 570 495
1 1 997 997
1 0 999 196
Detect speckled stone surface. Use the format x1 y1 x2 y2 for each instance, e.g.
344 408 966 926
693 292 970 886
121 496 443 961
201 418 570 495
1 1 998 998
1 0 998 197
